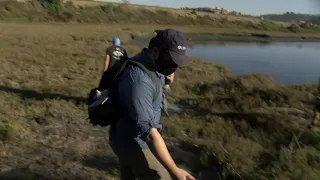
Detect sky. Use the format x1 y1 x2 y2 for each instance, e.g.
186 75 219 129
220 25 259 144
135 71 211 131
106 0 320 15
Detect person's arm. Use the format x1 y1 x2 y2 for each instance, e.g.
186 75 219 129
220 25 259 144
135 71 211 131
147 128 178 173
147 129 195 179
103 47 112 72
104 54 110 72
118 70 194 180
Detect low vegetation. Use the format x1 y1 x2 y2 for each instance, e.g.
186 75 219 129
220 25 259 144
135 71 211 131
0 1 320 179
263 12 320 25
0 22 319 180
1 0 320 37
166 70 319 179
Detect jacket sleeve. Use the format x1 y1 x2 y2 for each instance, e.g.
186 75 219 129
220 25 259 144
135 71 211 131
118 69 156 141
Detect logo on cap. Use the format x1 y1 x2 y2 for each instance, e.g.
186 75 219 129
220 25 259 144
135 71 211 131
177 46 187 51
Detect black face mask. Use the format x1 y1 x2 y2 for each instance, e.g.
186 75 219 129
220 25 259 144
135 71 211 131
162 68 177 76
154 51 178 76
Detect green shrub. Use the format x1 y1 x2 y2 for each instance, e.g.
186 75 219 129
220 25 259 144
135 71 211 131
0 122 28 141
258 20 285 31
100 4 120 13
6 16 29 23
299 23 320 32
275 147 320 180
191 10 197 15
288 24 300 33
39 0 63 13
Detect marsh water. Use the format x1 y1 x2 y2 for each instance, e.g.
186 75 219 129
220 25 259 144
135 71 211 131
134 39 320 85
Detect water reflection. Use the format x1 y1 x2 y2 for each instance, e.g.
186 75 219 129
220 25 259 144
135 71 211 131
187 42 320 84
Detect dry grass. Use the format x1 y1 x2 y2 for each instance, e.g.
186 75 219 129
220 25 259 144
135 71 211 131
71 0 288 25
0 21 319 180
1 1 320 38
0 22 123 179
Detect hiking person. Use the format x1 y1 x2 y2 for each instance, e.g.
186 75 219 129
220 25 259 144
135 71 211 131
109 29 195 180
102 37 128 75
312 94 320 126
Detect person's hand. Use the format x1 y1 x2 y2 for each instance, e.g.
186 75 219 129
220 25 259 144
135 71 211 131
163 84 171 93
165 73 175 84
172 168 196 180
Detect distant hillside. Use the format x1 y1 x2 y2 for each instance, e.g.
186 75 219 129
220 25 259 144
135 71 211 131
1 0 320 35
262 12 320 24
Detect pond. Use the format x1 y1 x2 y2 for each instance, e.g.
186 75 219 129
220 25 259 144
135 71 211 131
133 39 320 85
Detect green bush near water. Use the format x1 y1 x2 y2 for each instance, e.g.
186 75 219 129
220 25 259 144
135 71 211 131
288 24 300 33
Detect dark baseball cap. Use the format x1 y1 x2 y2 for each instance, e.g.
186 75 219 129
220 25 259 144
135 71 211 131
149 29 188 66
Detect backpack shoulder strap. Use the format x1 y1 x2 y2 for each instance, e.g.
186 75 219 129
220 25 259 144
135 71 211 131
129 60 160 101
98 59 129 90
114 59 130 79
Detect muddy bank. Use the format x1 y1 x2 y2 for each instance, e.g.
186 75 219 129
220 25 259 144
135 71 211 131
131 31 320 46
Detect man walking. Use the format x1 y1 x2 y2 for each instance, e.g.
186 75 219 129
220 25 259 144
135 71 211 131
103 37 128 73
109 29 195 180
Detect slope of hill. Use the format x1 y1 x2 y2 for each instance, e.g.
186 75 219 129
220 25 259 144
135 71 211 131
1 0 320 38
71 0 271 23
263 12 320 24
0 1 320 180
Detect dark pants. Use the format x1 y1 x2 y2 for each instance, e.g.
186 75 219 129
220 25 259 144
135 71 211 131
114 147 173 180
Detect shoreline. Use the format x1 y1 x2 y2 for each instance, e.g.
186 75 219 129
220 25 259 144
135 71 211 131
1 21 318 85
2 21 320 40
131 31 320 46
185 34 320 45
133 31 320 44
131 38 320 86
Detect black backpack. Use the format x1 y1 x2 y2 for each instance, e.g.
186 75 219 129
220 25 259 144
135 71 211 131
87 59 160 127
